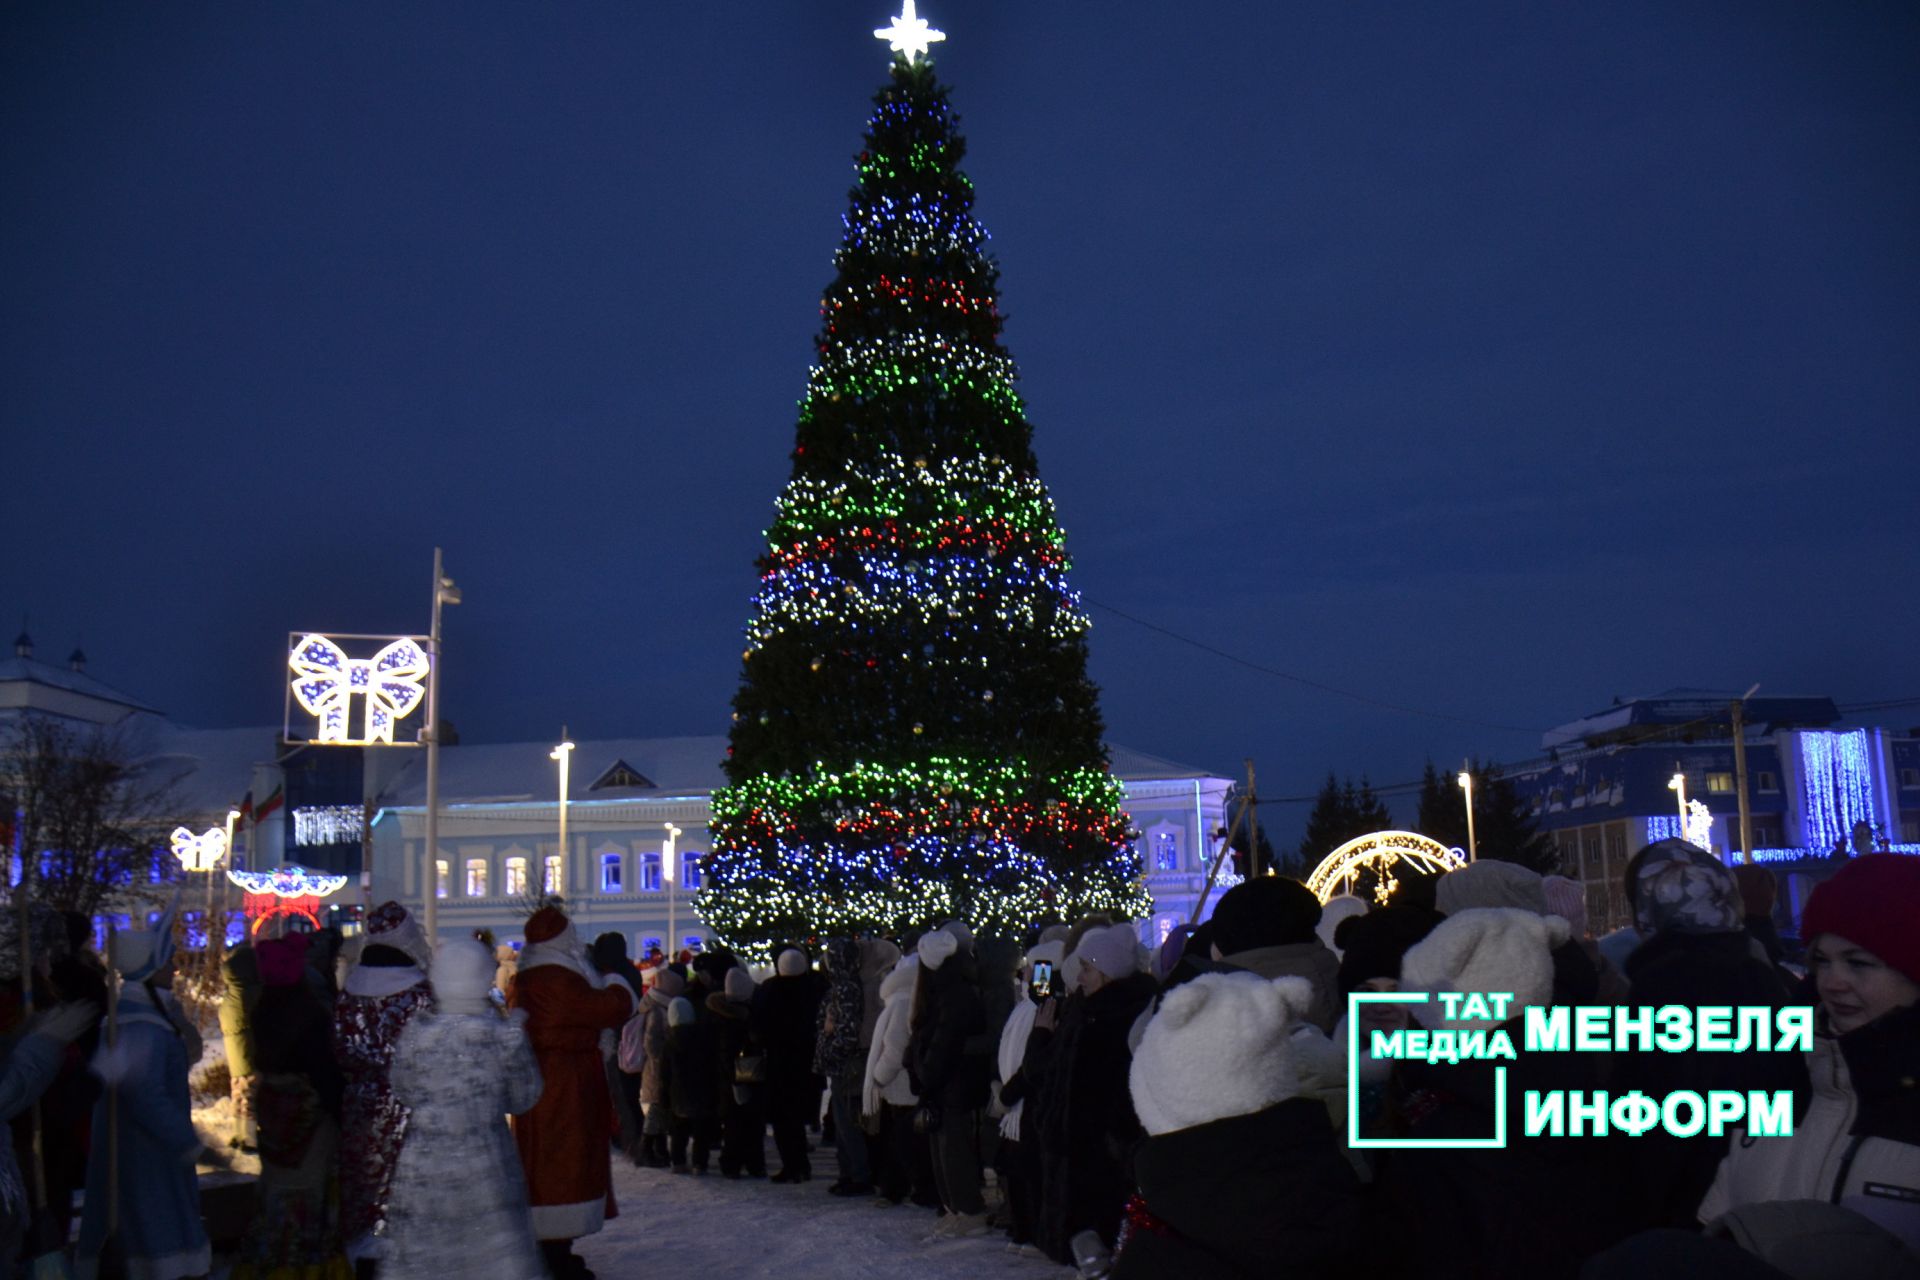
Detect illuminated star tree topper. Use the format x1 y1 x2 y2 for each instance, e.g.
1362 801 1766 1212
874 1 945 64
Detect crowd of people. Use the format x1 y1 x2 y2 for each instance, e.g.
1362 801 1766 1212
2 840 1918 1279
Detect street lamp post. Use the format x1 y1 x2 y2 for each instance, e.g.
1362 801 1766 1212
1457 767 1478 863
663 822 681 959
550 730 575 903
215 808 239 956
423 548 460 941
1668 770 1688 830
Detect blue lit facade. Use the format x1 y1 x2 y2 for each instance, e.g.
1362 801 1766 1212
1504 690 1920 934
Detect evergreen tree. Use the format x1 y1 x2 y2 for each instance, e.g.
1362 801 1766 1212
1297 772 1394 870
700 47 1148 955
1417 758 1559 872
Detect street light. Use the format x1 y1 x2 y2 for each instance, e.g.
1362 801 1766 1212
1457 767 1478 863
549 729 575 902
218 808 239 954
423 548 460 940
1668 771 1688 829
663 822 682 959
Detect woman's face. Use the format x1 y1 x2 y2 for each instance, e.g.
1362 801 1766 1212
1811 933 1920 1034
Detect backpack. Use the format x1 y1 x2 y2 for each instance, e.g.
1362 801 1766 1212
617 1005 649 1074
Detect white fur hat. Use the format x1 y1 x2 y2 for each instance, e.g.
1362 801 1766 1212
775 949 809 977
1023 940 1066 971
430 938 495 1007
1316 895 1369 958
1398 907 1570 1030
1073 923 1141 981
917 927 959 971
1129 973 1313 1136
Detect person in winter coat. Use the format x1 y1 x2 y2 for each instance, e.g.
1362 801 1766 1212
220 942 263 1152
589 933 646 1161
863 955 933 1207
74 912 211 1280
634 967 685 1168
508 907 637 1280
333 900 434 1265
815 938 872 1195
385 938 545 1280
994 940 1063 1254
1699 854 1920 1255
1207 878 1340 1031
231 933 351 1280
706 967 767 1179
662 996 722 1174
1022 923 1158 1262
1330 905 1443 1148
753 948 823 1183
905 928 994 1238
1609 840 1807 1235
0 995 99 1274
1369 909 1622 1280
1113 972 1362 1279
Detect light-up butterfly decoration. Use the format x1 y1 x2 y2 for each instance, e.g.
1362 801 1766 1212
288 634 430 745
170 826 229 873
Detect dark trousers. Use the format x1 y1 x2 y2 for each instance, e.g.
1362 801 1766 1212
668 1114 719 1171
828 1069 870 1185
720 1088 767 1176
876 1102 938 1205
769 1071 815 1178
930 1106 984 1215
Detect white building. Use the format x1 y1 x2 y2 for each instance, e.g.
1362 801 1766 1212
367 737 1232 956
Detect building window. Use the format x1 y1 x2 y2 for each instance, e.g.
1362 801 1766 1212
1581 827 1603 874
543 855 562 895
504 857 529 897
435 859 449 899
640 852 662 893
1706 773 1734 794
1757 771 1780 793
641 937 663 960
1904 817 1920 843
601 852 623 894
465 858 489 897
682 936 704 955
1901 769 1920 790
680 851 702 890
1153 830 1179 872
1604 823 1627 873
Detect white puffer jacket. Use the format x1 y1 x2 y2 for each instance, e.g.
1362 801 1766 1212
1700 1025 1920 1254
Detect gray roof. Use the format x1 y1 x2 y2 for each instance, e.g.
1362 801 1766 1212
0 654 163 715
375 735 1225 808
135 724 280 821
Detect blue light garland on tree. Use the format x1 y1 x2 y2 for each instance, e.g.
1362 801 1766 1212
700 34 1149 956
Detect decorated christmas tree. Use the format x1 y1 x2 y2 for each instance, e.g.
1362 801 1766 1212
700 7 1151 954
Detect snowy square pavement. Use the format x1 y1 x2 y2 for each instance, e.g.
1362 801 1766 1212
580 1157 1063 1278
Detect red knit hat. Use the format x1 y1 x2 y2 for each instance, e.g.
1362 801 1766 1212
525 906 570 945
1801 855 1920 985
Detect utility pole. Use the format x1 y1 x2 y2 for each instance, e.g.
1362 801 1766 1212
1244 759 1260 878
422 549 460 939
1730 685 1759 863
1458 763 1478 862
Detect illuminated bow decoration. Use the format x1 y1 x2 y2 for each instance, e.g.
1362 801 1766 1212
289 635 429 744
170 826 229 873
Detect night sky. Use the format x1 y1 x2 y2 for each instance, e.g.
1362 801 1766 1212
5 2 1917 843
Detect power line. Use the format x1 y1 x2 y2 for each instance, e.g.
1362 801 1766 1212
1084 597 1542 735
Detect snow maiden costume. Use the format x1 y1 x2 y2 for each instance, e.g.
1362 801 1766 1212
332 901 433 1262
75 911 211 1280
508 907 636 1279
384 938 545 1280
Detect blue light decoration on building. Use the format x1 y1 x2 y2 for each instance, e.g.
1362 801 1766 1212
1799 730 1878 855
1646 816 1686 844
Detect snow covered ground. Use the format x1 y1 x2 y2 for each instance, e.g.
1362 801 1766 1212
579 1156 1066 1279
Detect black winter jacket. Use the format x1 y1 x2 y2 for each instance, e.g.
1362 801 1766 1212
907 959 991 1112
1112 1099 1362 1280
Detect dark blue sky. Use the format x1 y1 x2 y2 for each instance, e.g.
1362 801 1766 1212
5 3 1917 840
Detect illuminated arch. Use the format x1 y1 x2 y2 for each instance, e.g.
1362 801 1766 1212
1305 831 1466 906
